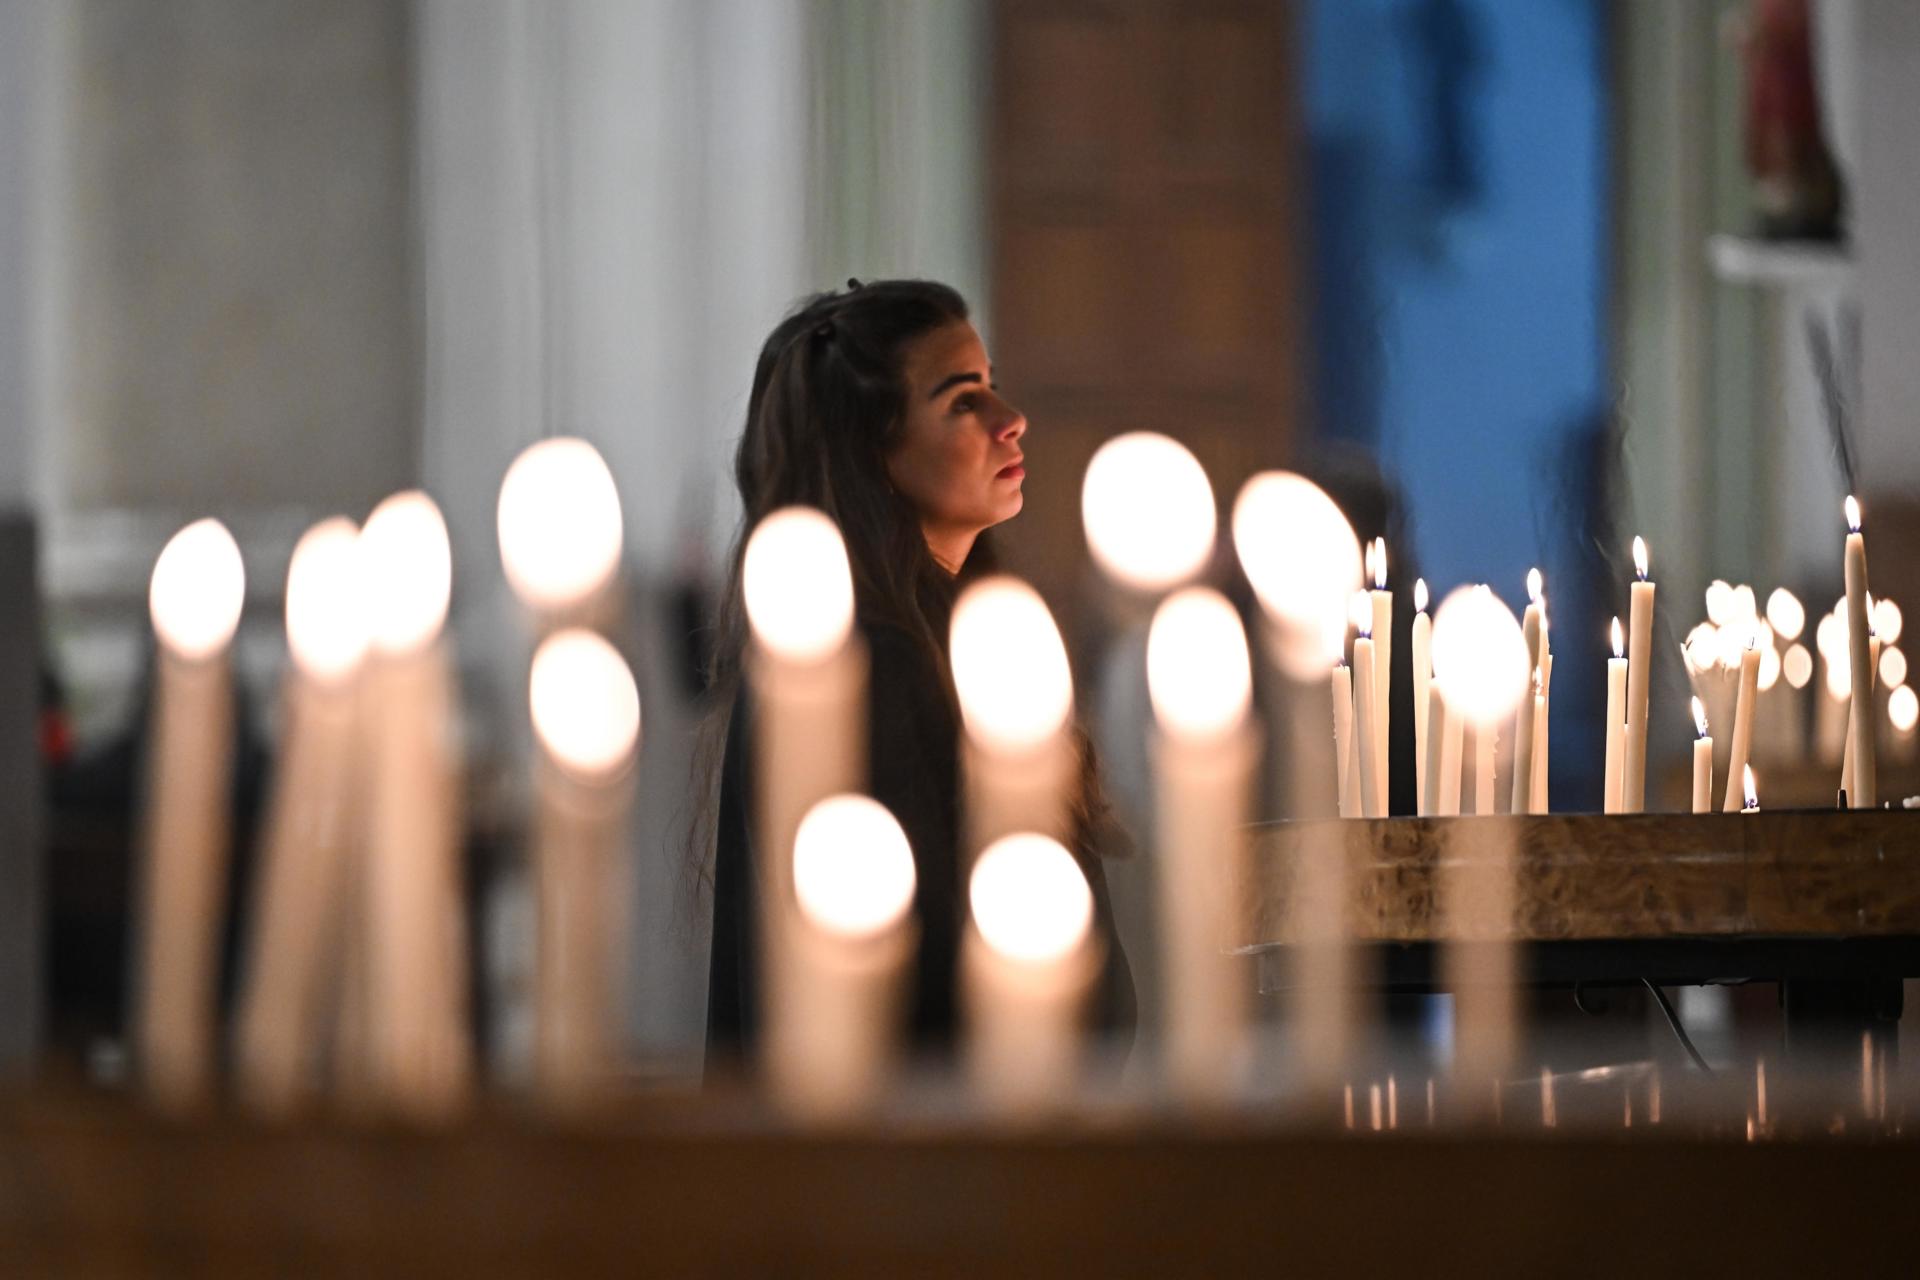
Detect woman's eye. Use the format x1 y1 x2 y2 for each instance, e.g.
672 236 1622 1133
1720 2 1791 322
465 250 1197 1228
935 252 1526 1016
953 395 976 413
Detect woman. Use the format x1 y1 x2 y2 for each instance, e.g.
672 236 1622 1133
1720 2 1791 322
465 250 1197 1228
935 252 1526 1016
700 278 1132 1061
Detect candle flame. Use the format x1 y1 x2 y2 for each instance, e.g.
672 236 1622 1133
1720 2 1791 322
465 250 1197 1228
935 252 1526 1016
1147 588 1252 740
529 628 641 777
496 437 623 611
1879 644 1907 690
743 506 855 664
1692 696 1708 738
1845 494 1861 533
1372 537 1387 590
285 517 368 683
1867 593 1878 638
951 576 1073 753
1081 431 1216 591
149 517 246 662
793 794 916 940
1414 577 1428 613
1783 642 1813 689
1611 616 1624 659
1632 536 1648 581
1429 584 1530 727
1766 587 1805 641
361 491 452 655
1526 567 1542 604
969 833 1092 964
1742 764 1758 811
1873 598 1903 644
1890 684 1918 734
1348 590 1372 635
1230 471 1362 674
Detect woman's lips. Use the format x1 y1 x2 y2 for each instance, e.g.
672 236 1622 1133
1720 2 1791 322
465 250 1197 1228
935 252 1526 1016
995 458 1026 480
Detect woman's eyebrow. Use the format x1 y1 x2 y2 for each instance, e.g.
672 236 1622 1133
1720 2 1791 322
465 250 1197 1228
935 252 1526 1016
925 371 984 401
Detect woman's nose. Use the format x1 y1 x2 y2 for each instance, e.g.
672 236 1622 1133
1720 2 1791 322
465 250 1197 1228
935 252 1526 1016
993 400 1027 443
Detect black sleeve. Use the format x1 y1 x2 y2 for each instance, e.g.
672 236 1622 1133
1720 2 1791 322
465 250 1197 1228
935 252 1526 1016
704 695 758 1064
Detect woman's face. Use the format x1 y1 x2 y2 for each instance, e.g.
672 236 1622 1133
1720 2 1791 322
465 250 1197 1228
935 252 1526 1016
887 321 1028 567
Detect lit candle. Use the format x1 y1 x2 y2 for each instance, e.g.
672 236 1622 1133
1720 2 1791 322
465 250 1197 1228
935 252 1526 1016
1513 570 1544 817
1820 605 1850 767
951 577 1075 854
1783 641 1814 758
1368 539 1392 815
1331 662 1359 818
138 518 245 1113
1147 588 1257 1104
963 833 1099 1114
496 436 624 626
1471 720 1496 816
1722 634 1761 811
1604 617 1626 814
1623 537 1657 812
1412 578 1432 813
1231 473 1363 1086
1842 497 1876 806
360 492 471 1120
742 507 864 1070
1742 764 1759 814
1352 619 1382 819
1691 697 1713 814
1421 674 1447 817
526 628 640 1108
776 794 917 1119
235 518 368 1117
1430 584 1532 1101
1439 677 1464 816
1081 431 1216 594
1529 655 1550 815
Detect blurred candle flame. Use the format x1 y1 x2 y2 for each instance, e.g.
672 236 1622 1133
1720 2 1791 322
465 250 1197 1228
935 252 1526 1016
497 437 623 611
361 492 452 655
149 518 246 662
951 576 1073 754
1430 584 1530 727
1632 536 1649 581
1414 577 1429 613
1692 696 1709 739
1611 616 1625 660
285 517 368 684
743 506 855 664
1372 537 1388 591
1146 587 1252 741
970 833 1091 964
793 794 916 941
1081 431 1215 591
1845 494 1861 533
1526 567 1542 605
529 628 641 778
1231 472 1362 673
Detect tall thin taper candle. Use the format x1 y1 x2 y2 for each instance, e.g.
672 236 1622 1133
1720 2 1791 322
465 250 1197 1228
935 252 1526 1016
1515 570 1543 815
1843 497 1876 806
1412 578 1432 813
1604 618 1626 813
1691 697 1713 813
1623 537 1656 811
1369 539 1392 814
1332 662 1358 818
1439 683 1464 815
1148 588 1257 1104
1510 671 1537 817
1722 639 1761 811
1529 659 1550 815
1353 627 1382 819
1472 722 1496 815
137 519 244 1114
1421 677 1446 817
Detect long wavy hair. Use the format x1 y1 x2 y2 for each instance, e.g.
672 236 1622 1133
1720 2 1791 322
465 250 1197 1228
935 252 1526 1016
687 279 1106 895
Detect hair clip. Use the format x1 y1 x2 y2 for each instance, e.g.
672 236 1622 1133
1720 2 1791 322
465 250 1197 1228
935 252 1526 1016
846 277 863 291
814 320 836 341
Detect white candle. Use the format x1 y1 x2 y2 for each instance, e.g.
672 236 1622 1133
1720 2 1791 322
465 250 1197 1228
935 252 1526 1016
360 492 471 1120
1843 498 1876 806
742 507 865 1071
1439 681 1464 816
1513 570 1544 816
526 629 640 1108
1509 670 1537 818
1368 539 1391 815
951 577 1076 853
1081 431 1216 593
1722 636 1761 811
964 833 1099 1114
138 518 245 1114
1472 721 1496 815
1412 578 1432 813
1623 537 1657 812
1421 676 1446 817
1604 617 1626 813
778 794 917 1119
1691 697 1713 814
236 518 368 1117
1332 662 1358 818
1147 588 1256 1104
1529 661 1550 815
1430 585 1532 1104
1352 628 1382 819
